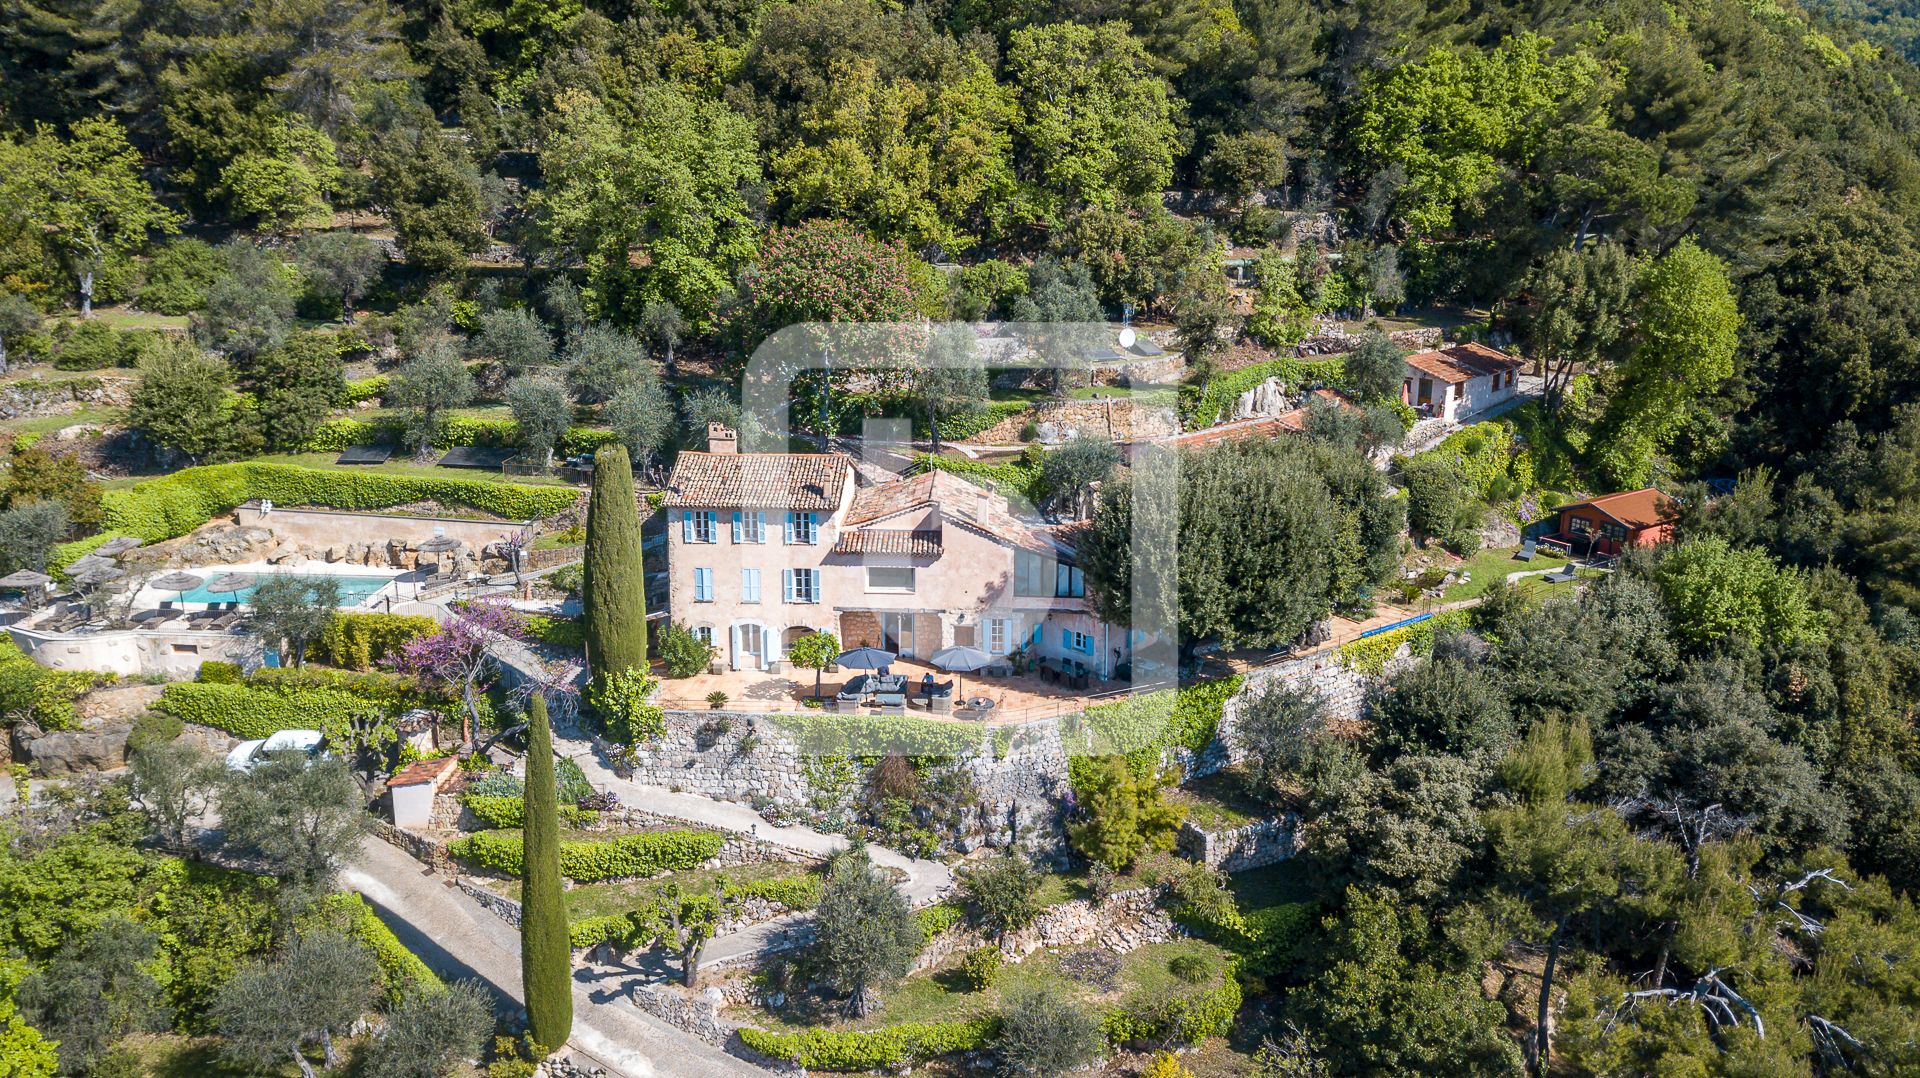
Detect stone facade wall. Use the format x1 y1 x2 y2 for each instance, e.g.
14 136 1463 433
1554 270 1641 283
0 375 131 420
1177 817 1300 873
629 984 732 1046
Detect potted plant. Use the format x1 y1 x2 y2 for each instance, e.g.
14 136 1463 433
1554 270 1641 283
706 691 728 710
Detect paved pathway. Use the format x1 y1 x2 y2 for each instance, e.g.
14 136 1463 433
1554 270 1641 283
344 837 765 1078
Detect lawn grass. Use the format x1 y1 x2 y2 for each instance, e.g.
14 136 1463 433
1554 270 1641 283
744 937 1234 1033
1167 771 1271 832
0 407 120 440
501 860 820 921
84 306 192 333
1437 545 1569 603
123 1032 344 1077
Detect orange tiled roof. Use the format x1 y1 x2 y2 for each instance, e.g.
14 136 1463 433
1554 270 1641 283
1558 488 1678 531
832 529 943 558
663 452 850 510
389 755 458 789
846 469 1058 556
1404 341 1524 384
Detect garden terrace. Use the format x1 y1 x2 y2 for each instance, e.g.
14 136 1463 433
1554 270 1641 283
733 937 1240 1064
652 654 1139 725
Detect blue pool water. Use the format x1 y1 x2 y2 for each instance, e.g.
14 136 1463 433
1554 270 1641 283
169 573 395 608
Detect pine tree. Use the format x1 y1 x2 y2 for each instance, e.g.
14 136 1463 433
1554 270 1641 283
582 443 648 688
520 693 573 1051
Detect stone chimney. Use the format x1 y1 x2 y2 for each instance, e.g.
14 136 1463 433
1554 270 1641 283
707 423 738 454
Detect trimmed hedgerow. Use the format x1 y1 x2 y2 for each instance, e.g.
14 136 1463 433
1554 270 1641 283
738 1018 997 1071
305 892 444 1004
46 530 132 581
458 794 598 830
445 828 724 882
155 681 386 742
314 612 437 671
99 462 581 543
565 871 825 950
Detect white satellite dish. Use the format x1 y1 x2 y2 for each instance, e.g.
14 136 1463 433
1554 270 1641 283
1117 327 1137 348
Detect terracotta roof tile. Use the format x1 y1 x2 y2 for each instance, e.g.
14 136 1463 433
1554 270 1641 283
1404 341 1524 384
389 755 458 789
1558 488 1678 530
833 530 943 557
663 452 850 510
846 469 1059 556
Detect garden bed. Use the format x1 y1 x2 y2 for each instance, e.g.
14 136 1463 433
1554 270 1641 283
736 938 1237 1037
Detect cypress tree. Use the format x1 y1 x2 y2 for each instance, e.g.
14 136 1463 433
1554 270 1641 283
520 693 573 1051
582 442 648 687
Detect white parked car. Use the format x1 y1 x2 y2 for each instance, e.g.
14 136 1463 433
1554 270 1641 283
225 729 331 772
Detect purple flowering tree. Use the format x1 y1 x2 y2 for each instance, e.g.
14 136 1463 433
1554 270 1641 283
391 600 528 744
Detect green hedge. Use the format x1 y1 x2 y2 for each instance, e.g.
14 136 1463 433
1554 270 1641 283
307 892 444 1004
46 530 132 581
302 415 620 457
446 828 724 882
100 462 582 543
155 681 386 741
314 612 437 671
0 639 111 731
459 794 599 830
738 1019 996 1071
566 871 824 949
343 375 388 405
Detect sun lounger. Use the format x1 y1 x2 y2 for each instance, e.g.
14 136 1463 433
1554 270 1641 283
1515 538 1537 562
1545 563 1578 583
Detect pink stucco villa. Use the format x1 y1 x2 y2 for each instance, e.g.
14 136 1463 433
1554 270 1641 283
662 427 1128 677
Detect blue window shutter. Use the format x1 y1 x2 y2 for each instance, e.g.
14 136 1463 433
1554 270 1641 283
806 513 818 544
681 512 692 543
758 512 769 541
782 569 794 602
784 513 795 544
731 512 742 543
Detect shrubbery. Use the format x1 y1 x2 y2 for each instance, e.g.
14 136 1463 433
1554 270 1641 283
300 414 618 456
657 621 713 678
1069 677 1242 791
302 892 444 1004
1185 356 1348 427
737 1019 995 1071
459 795 599 830
959 945 1003 990
314 612 437 670
0 639 113 730
155 681 386 742
1101 973 1243 1047
445 828 723 882
99 462 581 542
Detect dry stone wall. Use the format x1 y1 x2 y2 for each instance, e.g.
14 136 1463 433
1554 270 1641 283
1177 817 1300 873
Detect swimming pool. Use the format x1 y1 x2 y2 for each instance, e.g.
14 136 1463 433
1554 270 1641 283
168 573 395 608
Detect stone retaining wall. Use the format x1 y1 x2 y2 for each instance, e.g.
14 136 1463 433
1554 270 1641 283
966 398 1181 446
1177 816 1300 873
1196 644 1411 777
458 877 523 926
1002 885 1183 960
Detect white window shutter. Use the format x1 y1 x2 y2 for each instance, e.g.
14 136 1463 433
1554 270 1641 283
756 512 767 542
